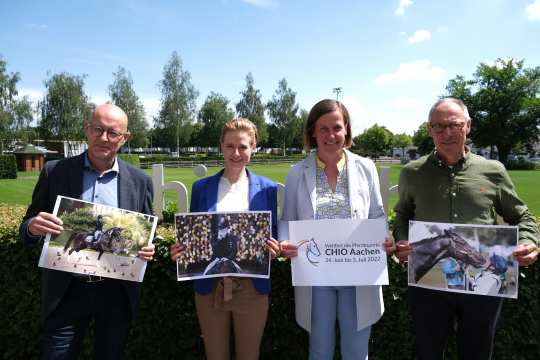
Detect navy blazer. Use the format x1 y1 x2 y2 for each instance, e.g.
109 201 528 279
190 168 277 294
19 152 154 321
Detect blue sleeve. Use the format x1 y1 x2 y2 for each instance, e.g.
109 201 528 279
441 258 456 274
268 183 278 239
190 180 202 212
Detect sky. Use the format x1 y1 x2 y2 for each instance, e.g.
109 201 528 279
1 0 540 136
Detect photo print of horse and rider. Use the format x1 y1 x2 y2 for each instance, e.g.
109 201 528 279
408 221 519 298
38 196 158 282
175 211 271 281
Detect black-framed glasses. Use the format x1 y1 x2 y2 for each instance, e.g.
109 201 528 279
429 122 467 134
86 124 129 141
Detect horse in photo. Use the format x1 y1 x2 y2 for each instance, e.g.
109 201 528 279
63 226 126 260
409 229 486 283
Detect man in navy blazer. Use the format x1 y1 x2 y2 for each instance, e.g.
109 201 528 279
20 104 154 360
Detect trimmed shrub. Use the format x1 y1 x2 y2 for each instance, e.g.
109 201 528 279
1 205 539 359
119 154 141 168
505 158 536 170
0 154 17 179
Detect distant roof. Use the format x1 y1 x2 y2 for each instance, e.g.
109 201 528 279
13 144 58 155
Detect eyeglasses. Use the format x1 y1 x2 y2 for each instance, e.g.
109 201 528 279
86 124 129 141
429 122 467 134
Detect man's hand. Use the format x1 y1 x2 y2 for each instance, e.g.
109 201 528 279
138 243 155 262
395 240 412 263
513 243 538 267
28 212 63 237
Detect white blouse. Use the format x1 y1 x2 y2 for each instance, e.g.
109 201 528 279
216 173 249 212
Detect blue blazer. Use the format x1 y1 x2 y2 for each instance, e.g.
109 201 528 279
190 168 277 294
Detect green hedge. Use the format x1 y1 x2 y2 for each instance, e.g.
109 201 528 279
118 154 141 168
1 205 539 359
505 158 537 170
0 154 17 179
140 153 307 164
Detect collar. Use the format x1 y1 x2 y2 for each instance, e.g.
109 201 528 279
316 151 347 172
429 146 471 169
84 152 119 175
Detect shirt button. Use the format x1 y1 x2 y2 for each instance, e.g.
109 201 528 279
453 213 458 218
452 192 456 197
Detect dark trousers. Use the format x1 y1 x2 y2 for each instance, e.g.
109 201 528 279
409 287 503 360
41 279 132 360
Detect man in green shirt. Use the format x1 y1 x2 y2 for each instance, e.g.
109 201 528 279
387 98 539 359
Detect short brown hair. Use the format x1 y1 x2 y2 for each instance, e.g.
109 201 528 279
304 99 352 150
220 117 258 145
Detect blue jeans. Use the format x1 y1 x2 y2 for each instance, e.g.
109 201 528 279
309 286 371 360
41 279 132 360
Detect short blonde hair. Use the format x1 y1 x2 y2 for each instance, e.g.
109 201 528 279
220 118 258 145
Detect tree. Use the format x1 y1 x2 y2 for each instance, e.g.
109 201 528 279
108 66 148 148
289 109 307 150
198 92 234 147
236 73 268 145
412 122 434 155
445 58 540 163
39 72 92 140
0 56 36 145
266 78 299 155
155 51 198 153
0 56 21 138
352 124 393 159
393 133 413 157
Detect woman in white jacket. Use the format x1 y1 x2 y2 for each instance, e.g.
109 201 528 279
277 99 390 360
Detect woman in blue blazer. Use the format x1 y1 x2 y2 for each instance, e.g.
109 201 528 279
171 118 279 360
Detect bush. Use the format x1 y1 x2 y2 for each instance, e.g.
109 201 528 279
119 154 141 168
0 154 17 179
1 205 539 359
505 158 536 170
161 200 178 224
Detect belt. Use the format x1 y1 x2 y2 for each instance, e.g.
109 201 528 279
214 277 242 308
72 274 104 283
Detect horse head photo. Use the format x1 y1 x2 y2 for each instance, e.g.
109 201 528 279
409 229 486 283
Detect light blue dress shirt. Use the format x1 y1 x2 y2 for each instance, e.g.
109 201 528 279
81 153 119 208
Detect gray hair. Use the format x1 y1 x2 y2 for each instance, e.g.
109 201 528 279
428 97 471 123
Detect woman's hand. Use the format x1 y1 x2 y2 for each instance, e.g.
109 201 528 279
266 238 281 259
170 242 186 262
279 240 299 258
383 238 396 255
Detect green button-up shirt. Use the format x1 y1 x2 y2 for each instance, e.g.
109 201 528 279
393 150 539 246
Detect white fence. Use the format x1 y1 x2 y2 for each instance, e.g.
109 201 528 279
151 164 397 220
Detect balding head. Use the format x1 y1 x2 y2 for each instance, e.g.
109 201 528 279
91 103 129 131
84 103 130 173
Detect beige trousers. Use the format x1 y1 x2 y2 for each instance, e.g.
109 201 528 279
195 278 269 360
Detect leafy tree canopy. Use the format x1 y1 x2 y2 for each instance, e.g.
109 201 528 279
236 73 268 145
445 58 540 163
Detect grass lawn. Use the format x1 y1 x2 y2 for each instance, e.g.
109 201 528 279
1 164 538 215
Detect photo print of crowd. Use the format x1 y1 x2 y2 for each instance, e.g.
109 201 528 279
175 211 271 280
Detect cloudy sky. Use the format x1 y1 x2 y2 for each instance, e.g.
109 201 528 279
1 0 539 135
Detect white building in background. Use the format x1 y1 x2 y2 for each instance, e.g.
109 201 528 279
389 146 418 160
